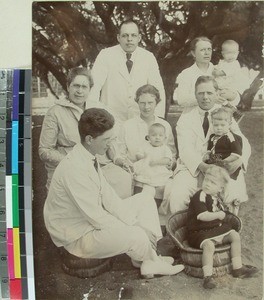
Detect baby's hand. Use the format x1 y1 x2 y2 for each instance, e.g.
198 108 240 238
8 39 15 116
219 88 237 102
166 160 173 170
216 95 228 105
135 151 145 160
122 159 134 173
233 199 241 207
217 211 226 220
202 151 210 162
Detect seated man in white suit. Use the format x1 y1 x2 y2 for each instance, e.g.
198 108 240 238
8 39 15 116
161 76 251 214
89 19 166 129
44 108 184 278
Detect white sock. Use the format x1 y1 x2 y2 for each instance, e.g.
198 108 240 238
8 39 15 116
232 256 242 270
202 265 213 277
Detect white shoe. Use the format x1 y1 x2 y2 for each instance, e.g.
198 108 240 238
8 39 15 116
140 260 184 279
131 255 174 268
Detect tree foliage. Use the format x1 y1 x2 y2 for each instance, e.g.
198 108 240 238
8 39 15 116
32 1 263 109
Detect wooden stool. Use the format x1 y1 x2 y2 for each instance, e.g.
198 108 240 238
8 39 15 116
59 247 112 278
166 209 242 278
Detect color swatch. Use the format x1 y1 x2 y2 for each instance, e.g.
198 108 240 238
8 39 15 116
0 70 35 300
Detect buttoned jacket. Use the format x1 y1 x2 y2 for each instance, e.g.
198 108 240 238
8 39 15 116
44 143 137 247
89 45 166 123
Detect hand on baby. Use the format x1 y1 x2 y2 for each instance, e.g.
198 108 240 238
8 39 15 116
122 158 134 173
202 151 210 162
166 160 173 170
222 156 242 175
218 88 237 102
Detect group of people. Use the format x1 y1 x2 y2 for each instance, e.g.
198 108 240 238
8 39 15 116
40 20 257 288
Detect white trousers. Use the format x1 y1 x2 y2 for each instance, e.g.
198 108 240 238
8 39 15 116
162 170 198 214
101 163 133 199
64 192 162 261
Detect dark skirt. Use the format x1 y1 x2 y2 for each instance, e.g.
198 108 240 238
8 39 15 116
187 223 232 249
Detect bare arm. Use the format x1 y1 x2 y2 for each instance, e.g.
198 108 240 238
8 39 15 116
149 157 171 167
198 210 226 222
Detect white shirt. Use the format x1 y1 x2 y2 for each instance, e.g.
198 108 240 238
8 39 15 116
174 62 215 107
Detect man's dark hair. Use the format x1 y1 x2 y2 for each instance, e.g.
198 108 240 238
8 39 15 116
67 67 93 88
118 19 140 33
78 108 115 142
135 84 161 104
195 75 218 91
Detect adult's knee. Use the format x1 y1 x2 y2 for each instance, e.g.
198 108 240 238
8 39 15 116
167 176 196 213
128 226 149 246
169 187 190 213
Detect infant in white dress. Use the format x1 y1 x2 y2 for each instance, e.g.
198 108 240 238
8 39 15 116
133 123 173 187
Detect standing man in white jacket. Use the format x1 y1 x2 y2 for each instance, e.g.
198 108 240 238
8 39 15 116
89 20 166 129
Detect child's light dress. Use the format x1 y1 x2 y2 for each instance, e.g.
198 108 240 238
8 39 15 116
133 143 173 187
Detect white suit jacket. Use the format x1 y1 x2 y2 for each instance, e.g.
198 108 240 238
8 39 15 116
44 143 137 248
89 45 166 124
176 105 251 177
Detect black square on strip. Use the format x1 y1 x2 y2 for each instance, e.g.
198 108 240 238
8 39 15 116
19 93 25 114
19 186 24 209
19 70 25 91
19 210 25 233
21 255 27 278
19 162 24 186
20 231 26 252
18 139 24 162
19 115 24 138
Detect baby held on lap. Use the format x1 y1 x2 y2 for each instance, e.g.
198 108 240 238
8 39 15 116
133 123 173 193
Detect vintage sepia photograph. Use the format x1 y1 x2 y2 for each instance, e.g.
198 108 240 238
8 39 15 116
32 1 263 299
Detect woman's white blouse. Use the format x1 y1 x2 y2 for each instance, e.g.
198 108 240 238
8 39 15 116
173 62 215 107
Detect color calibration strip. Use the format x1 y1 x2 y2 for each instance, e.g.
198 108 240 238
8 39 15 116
0 70 35 299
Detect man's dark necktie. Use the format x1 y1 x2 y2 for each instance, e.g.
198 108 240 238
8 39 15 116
93 158 99 172
202 111 209 137
126 53 133 73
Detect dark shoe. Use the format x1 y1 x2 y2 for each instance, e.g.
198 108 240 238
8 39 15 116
203 276 216 289
232 265 258 278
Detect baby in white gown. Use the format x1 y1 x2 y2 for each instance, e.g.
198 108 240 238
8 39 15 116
133 123 173 187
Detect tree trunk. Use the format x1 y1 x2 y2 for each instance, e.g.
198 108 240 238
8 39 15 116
238 69 263 110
